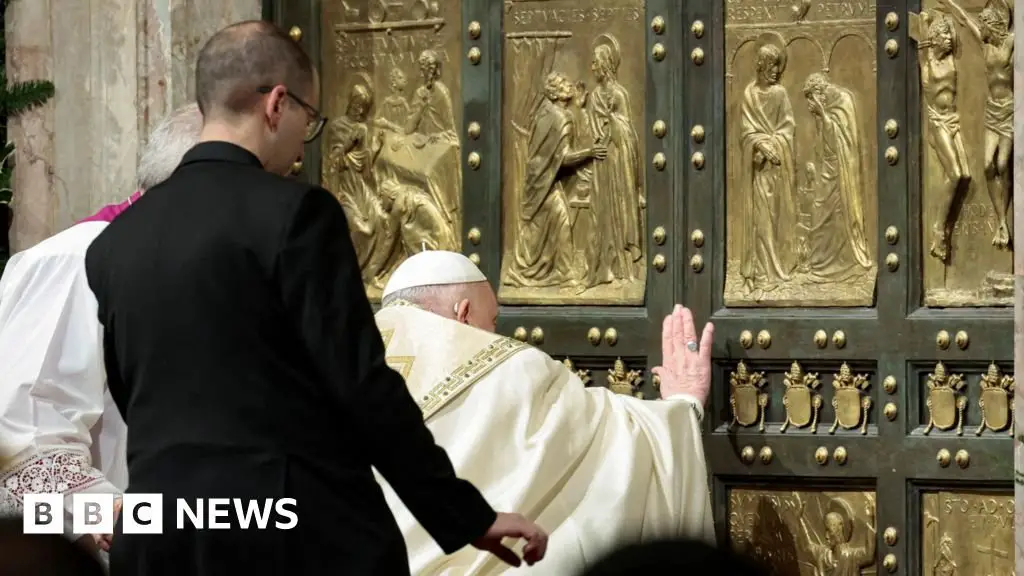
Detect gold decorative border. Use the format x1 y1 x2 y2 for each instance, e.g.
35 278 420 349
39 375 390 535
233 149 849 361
380 304 418 380
418 337 528 420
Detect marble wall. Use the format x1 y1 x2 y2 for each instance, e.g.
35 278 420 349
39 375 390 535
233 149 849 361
5 0 261 251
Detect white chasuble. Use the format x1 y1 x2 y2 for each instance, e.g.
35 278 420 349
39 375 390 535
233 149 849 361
0 222 127 529
374 303 714 575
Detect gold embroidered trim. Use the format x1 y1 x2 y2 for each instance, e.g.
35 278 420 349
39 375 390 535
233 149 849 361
381 328 415 379
418 337 528 420
388 355 416 380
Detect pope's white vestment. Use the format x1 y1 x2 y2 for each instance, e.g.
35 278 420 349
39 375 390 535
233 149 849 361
374 301 714 575
0 221 127 530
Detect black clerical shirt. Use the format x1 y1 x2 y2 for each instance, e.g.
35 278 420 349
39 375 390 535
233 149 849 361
85 142 496 576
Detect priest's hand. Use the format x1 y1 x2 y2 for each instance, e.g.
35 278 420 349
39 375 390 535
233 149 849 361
472 512 548 567
91 496 122 552
653 305 713 406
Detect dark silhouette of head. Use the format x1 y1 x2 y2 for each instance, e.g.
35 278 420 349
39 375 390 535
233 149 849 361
195 20 321 176
580 539 769 576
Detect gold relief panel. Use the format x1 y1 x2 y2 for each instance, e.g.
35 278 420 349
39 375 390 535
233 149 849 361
919 362 1015 435
729 360 769 432
729 488 876 575
565 357 651 397
913 0 1013 307
977 362 1014 435
923 362 968 435
322 0 463 300
499 1 647 305
780 361 822 433
561 358 593 386
829 363 872 435
730 361 874 435
723 1 878 307
606 357 644 398
922 491 1014 575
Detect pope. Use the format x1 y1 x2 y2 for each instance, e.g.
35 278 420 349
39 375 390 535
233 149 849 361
374 250 715 575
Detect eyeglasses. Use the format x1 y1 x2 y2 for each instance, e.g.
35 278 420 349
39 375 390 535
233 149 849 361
257 86 327 143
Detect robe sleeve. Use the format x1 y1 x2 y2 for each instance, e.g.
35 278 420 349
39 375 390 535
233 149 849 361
664 393 705 422
274 186 496 553
0 247 121 537
539 352 714 543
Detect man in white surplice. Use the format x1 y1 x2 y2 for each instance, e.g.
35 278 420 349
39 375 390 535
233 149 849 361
374 251 715 575
0 104 202 548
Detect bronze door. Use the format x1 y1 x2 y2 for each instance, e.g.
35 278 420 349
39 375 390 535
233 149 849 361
268 0 1014 574
268 0 674 397
687 0 1014 574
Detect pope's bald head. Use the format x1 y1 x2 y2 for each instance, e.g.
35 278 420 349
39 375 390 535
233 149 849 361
195 20 315 119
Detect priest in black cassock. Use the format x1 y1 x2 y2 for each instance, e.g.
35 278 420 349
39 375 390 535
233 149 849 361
85 21 547 576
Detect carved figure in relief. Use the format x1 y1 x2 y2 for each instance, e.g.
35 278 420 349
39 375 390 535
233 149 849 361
934 535 958 575
729 490 877 575
371 56 462 270
374 68 412 133
371 50 461 236
505 73 606 287
576 34 645 290
924 493 1014 576
938 0 1014 249
912 11 972 263
801 73 873 281
407 50 458 144
379 179 458 255
794 494 876 576
738 40 799 297
327 78 396 287
923 510 960 576
324 2 464 296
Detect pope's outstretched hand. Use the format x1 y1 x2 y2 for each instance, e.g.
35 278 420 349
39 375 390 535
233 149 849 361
472 512 548 567
652 305 714 406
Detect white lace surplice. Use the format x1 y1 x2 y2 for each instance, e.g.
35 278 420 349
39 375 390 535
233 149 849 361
0 222 127 534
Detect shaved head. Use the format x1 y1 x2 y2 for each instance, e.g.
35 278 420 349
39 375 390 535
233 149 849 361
196 20 315 118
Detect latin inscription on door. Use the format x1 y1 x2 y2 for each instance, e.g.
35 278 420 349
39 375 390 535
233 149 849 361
922 491 1013 575
729 488 877 575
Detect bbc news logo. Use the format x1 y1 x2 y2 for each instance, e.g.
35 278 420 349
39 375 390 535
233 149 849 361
22 494 298 534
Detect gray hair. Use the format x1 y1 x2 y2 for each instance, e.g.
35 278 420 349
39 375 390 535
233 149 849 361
136 103 203 190
382 284 465 310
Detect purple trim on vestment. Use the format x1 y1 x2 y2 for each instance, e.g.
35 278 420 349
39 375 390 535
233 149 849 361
77 190 142 224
